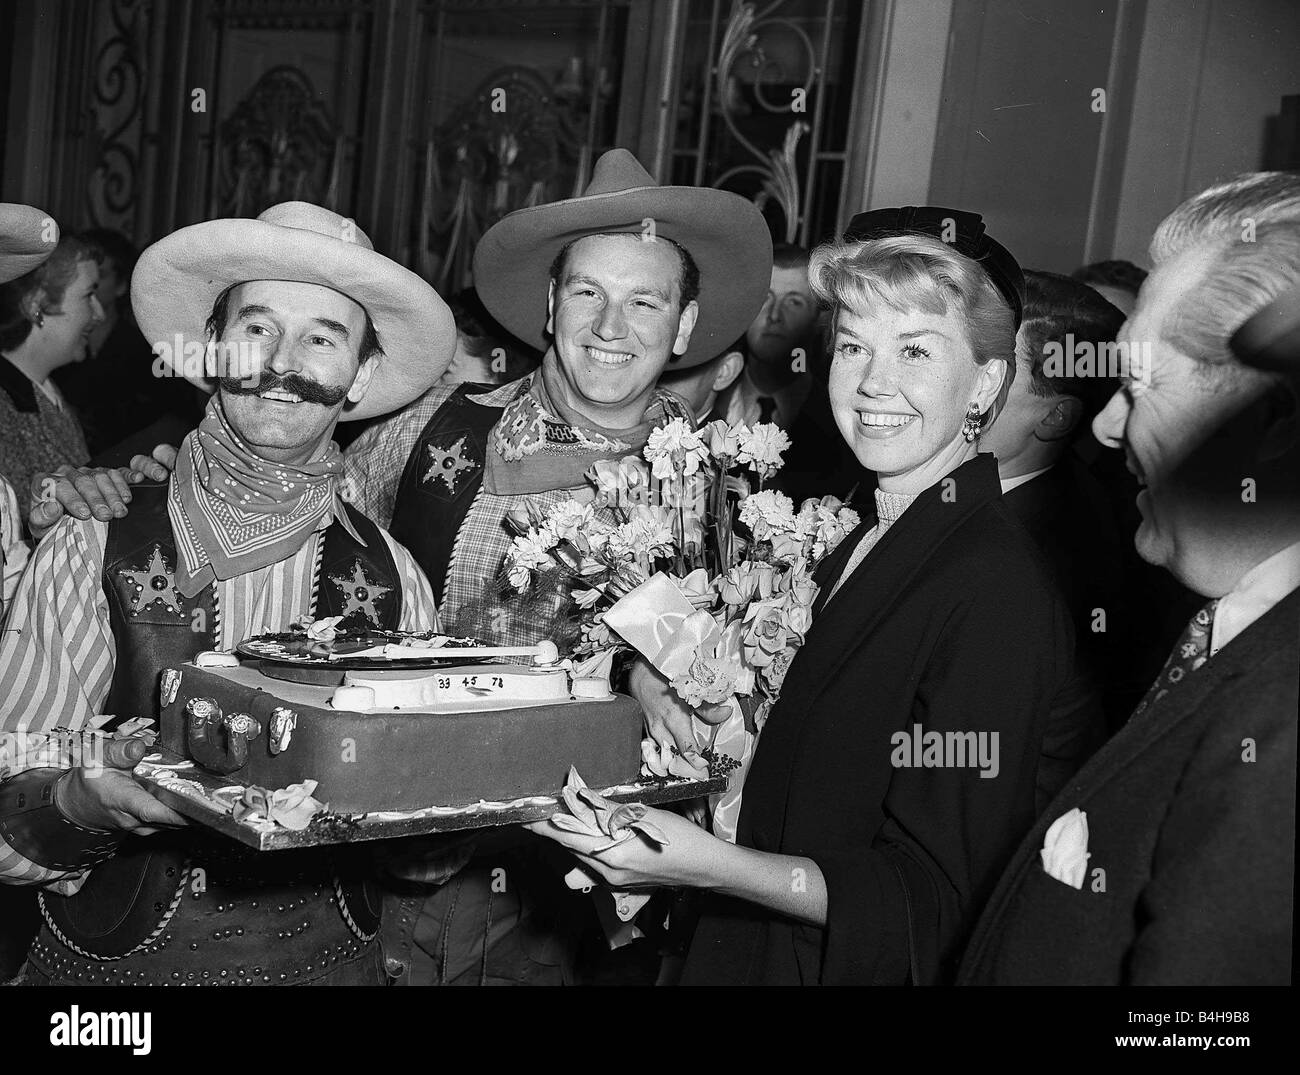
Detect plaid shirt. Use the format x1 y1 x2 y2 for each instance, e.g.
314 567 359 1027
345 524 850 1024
342 377 692 646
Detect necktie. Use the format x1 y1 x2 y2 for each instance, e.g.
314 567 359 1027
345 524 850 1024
757 396 777 425
1132 599 1218 716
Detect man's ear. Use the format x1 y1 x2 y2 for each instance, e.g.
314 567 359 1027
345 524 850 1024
545 280 557 339
712 350 745 393
1036 396 1083 442
346 357 377 404
1256 381 1299 463
672 300 700 357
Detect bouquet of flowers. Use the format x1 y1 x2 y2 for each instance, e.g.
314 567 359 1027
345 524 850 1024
501 417 794 662
502 414 858 840
607 486 859 726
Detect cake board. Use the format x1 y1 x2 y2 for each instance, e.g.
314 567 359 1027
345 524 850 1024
134 750 726 851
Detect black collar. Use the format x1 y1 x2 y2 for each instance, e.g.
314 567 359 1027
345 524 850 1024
812 453 1002 599
0 354 39 413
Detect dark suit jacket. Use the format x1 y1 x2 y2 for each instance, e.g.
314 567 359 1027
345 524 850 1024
683 455 1102 985
959 588 1298 985
1001 456 1132 729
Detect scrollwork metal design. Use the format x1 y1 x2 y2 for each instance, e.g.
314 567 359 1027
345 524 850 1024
711 0 825 243
216 66 342 218
418 65 592 291
88 0 146 229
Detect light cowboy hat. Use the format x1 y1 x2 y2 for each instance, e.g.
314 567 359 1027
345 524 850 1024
473 148 774 369
0 203 59 284
131 201 456 421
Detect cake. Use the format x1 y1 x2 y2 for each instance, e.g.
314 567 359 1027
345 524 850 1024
157 655 645 813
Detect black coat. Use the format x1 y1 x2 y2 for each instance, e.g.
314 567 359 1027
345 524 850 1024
683 454 1102 985
1000 456 1133 729
959 586 1298 985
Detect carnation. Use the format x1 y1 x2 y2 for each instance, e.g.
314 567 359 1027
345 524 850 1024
545 499 594 543
645 419 710 480
737 422 791 476
739 489 797 537
506 529 557 583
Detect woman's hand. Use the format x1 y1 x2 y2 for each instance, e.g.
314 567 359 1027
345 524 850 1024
524 805 726 890
28 444 177 536
627 657 732 761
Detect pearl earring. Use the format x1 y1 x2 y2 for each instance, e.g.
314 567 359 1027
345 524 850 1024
961 403 982 442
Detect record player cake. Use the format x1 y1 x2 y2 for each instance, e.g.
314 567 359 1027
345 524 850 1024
156 621 644 814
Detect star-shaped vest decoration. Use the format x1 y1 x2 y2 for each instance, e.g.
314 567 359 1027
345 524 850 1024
422 434 479 496
328 559 392 625
118 544 187 620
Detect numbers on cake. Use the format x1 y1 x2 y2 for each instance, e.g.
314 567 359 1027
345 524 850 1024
437 676 451 690
491 676 504 689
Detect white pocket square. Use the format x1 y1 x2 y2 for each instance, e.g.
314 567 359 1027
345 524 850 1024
1040 807 1090 889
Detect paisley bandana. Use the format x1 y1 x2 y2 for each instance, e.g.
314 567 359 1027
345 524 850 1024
168 394 347 597
484 356 693 496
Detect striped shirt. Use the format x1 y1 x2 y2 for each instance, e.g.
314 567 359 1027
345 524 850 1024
0 506 438 889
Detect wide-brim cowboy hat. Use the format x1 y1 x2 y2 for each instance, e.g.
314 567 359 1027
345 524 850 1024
132 202 455 421
473 149 773 369
0 203 58 284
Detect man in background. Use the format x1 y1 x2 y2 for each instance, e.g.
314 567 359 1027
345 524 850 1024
657 341 744 424
717 242 818 429
1071 258 1147 317
980 270 1135 728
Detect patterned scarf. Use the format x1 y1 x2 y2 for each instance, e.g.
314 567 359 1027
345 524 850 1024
169 394 343 597
484 353 693 495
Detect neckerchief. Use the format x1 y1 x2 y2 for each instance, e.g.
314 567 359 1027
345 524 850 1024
484 354 693 495
168 394 348 597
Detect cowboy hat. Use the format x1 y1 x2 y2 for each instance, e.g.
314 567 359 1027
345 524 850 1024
0 203 58 284
131 202 455 421
473 149 773 369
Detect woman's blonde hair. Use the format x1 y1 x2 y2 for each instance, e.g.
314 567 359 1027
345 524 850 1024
807 233 1017 431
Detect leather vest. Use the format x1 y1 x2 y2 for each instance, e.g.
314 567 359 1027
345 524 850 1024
101 482 402 723
387 383 503 607
33 482 402 984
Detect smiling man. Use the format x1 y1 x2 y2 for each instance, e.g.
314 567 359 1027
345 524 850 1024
960 172 1300 985
0 202 452 986
335 149 771 985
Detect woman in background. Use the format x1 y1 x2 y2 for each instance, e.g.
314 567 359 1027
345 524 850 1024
0 209 102 504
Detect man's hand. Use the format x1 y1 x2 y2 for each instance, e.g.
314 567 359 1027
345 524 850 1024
28 444 177 536
54 737 187 835
627 657 709 762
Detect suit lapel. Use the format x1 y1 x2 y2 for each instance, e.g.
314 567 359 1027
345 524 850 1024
1052 586 1298 804
962 587 1300 975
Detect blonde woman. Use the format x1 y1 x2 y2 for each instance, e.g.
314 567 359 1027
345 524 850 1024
531 208 1102 985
